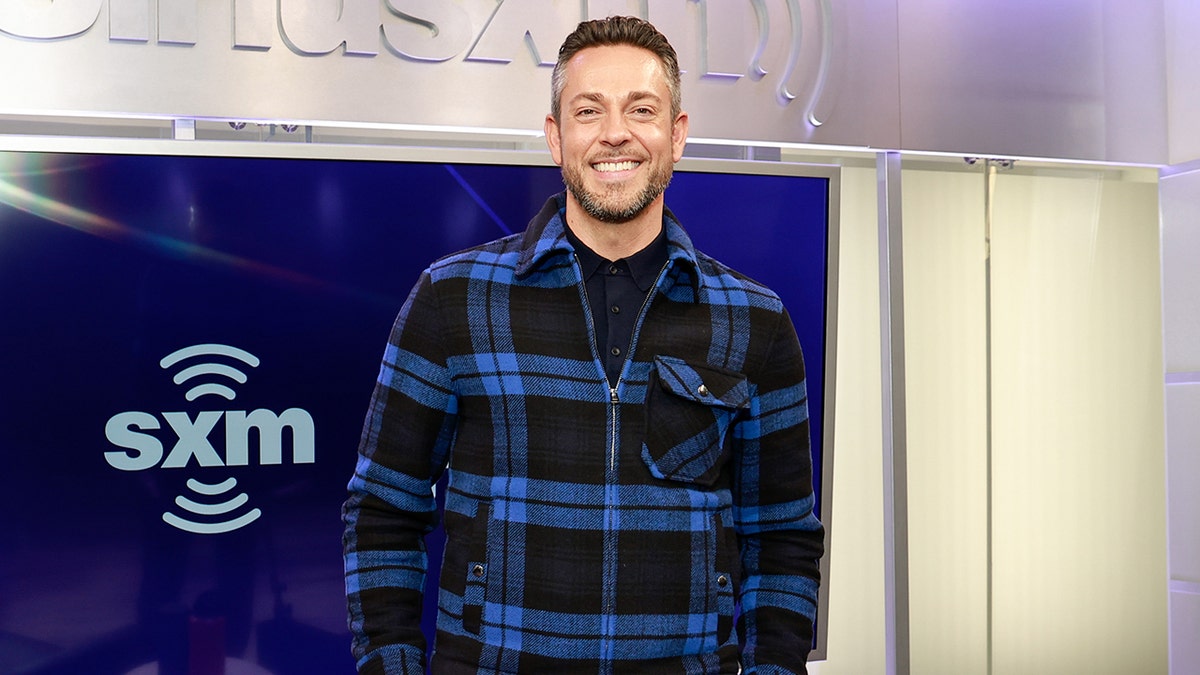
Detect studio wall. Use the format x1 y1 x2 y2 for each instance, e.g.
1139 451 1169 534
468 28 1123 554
808 160 1166 674
0 1 1179 164
1160 168 1200 673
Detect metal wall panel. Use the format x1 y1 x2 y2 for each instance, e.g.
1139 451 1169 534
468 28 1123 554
0 0 900 150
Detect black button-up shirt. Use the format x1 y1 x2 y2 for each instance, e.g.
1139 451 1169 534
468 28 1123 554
566 224 669 387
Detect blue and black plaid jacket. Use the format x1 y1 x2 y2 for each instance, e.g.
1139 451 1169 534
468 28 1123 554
344 194 823 674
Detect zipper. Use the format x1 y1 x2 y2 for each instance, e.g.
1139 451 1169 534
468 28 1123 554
573 254 619 471
614 262 669 468
573 253 672 661
575 255 671 470
608 262 670 468
608 386 619 469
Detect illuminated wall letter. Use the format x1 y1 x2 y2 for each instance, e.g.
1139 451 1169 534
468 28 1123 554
645 0 695 76
279 0 378 56
381 0 471 62
695 0 753 80
109 0 196 45
157 0 197 45
233 0 274 49
467 0 575 66
0 0 103 40
109 0 150 42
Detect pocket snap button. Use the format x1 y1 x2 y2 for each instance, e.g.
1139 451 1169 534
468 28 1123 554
472 564 484 578
717 574 729 587
697 384 709 397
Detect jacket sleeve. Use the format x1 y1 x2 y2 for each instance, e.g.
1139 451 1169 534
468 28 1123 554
342 272 457 674
734 307 825 674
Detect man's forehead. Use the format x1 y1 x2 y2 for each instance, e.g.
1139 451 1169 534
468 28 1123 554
562 45 669 99
565 45 665 81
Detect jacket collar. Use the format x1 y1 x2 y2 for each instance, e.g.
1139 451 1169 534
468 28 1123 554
515 193 701 298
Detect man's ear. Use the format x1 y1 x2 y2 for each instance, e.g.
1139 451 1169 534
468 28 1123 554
545 114 564 166
671 111 689 163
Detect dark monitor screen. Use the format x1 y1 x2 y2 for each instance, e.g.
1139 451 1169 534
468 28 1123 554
0 149 832 674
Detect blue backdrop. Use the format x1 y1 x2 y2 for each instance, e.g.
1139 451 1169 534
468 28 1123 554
0 151 829 674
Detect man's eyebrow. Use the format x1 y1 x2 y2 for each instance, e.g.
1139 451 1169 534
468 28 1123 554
568 91 664 107
624 90 663 106
570 92 606 107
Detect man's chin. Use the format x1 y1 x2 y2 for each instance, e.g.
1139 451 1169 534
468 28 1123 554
571 184 662 223
578 196 647 224
563 163 671 224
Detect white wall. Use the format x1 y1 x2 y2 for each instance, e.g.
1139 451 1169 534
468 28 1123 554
807 165 889 674
896 0 1167 164
989 169 1166 674
0 0 1176 165
1165 0 1200 165
1160 168 1200 674
902 168 990 674
810 159 1166 674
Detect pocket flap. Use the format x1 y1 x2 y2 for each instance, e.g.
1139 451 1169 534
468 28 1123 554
653 355 750 409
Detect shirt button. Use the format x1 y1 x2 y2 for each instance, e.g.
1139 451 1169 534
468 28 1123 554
610 304 620 314
611 347 621 357
608 264 621 275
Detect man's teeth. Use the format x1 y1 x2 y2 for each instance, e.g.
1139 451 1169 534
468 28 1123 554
593 160 638 172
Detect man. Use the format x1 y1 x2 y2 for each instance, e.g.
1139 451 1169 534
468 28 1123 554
344 15 823 674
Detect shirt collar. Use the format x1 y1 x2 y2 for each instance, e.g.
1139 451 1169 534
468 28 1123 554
515 193 701 296
563 218 669 293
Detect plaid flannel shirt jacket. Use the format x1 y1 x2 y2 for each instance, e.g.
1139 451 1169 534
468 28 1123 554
343 194 824 674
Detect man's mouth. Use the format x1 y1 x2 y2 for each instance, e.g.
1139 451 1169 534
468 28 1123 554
592 160 640 173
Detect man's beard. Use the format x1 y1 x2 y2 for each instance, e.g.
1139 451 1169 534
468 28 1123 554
562 160 673 224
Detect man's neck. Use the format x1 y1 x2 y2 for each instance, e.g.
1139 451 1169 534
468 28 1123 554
564 198 664 261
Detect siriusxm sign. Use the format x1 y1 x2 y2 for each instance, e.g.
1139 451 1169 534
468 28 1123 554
0 1 840 142
0 1 817 81
104 344 315 535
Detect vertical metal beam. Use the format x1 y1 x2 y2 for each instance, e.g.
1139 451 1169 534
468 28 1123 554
876 150 910 675
983 160 996 675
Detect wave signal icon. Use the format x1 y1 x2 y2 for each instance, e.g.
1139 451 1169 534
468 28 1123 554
160 343 260 402
163 477 262 534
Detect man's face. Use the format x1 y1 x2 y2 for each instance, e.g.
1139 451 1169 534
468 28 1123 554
545 44 688 224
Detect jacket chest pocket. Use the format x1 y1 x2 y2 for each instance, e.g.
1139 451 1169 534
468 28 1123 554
641 355 750 487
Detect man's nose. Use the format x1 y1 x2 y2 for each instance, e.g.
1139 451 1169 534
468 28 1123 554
600 113 632 145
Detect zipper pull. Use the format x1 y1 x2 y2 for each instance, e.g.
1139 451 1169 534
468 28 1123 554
610 387 619 404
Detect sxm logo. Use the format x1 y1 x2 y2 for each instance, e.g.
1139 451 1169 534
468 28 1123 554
104 344 315 535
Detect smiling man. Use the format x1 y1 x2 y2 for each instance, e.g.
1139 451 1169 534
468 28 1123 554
344 16 824 674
